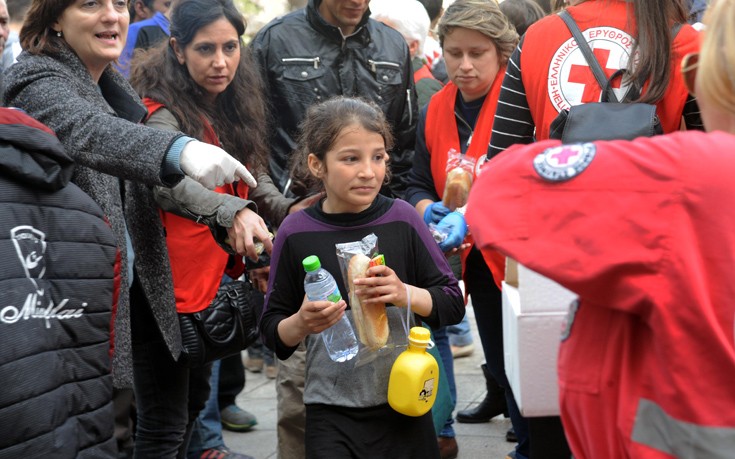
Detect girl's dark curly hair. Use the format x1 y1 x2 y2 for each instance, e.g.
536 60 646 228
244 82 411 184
289 96 395 195
130 0 268 171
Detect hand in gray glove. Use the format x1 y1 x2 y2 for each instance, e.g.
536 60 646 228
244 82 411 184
179 140 257 189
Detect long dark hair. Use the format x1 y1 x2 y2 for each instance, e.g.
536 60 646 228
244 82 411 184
550 1 688 103
629 0 688 104
567 0 688 104
130 0 268 170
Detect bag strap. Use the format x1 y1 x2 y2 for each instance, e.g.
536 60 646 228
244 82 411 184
559 10 685 104
603 69 634 103
558 10 620 103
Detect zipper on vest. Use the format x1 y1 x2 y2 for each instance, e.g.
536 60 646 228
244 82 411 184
407 89 413 126
282 57 321 69
455 110 474 148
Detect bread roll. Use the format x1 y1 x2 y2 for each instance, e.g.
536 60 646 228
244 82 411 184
442 167 473 211
348 253 388 350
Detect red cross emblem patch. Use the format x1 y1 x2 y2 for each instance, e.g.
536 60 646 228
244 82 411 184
533 143 596 181
547 26 634 112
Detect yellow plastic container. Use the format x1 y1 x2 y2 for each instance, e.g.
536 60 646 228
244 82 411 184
387 327 439 416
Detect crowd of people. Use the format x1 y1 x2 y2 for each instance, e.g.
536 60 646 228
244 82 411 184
0 0 733 459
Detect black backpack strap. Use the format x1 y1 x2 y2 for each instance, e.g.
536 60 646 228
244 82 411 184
558 11 684 104
558 10 620 103
603 69 634 103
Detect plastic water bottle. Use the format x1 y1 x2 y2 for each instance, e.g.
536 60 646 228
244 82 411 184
302 255 359 362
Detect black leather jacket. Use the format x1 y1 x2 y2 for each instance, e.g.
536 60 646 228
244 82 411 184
250 0 417 199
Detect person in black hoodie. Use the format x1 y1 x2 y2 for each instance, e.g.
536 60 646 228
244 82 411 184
0 107 119 458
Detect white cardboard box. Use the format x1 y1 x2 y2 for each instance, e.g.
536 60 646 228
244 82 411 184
502 259 577 417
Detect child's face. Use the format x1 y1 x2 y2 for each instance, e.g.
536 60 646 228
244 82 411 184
308 123 388 214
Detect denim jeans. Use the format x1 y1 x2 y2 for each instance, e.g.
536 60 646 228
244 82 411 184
130 275 213 459
187 360 225 458
246 337 276 367
464 249 529 459
433 326 456 438
447 313 473 347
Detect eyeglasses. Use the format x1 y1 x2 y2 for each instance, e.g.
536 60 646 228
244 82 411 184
681 52 699 96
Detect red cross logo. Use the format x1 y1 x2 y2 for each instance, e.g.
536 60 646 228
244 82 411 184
534 144 596 182
550 147 579 166
567 48 621 103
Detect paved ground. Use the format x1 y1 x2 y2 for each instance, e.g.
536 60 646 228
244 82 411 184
224 302 516 458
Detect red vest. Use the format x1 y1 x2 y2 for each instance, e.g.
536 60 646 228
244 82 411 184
521 0 699 140
424 72 504 281
144 99 248 313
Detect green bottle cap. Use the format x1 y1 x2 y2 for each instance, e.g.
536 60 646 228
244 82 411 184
302 255 321 272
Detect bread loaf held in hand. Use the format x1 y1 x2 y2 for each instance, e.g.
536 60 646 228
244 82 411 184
348 253 389 350
442 167 472 211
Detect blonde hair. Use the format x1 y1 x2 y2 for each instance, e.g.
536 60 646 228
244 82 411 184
438 0 519 65
697 0 735 115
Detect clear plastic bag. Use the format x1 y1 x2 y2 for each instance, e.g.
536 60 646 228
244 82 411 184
428 223 449 244
335 233 415 367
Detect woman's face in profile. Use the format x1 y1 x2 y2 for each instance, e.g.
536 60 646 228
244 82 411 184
53 0 129 79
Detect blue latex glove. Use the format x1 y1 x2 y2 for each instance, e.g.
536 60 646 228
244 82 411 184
437 212 467 252
423 201 451 225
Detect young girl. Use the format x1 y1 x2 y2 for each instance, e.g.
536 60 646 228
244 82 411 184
260 96 465 459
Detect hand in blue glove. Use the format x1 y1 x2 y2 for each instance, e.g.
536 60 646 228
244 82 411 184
423 201 451 225
436 211 467 252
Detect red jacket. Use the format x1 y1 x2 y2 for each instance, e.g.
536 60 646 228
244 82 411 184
521 0 699 140
145 100 248 313
467 131 735 458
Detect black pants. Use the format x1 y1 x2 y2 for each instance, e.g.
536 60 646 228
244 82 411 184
130 275 213 459
217 353 245 408
464 247 530 457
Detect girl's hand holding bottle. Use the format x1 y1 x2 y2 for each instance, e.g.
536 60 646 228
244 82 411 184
298 297 348 334
278 296 348 348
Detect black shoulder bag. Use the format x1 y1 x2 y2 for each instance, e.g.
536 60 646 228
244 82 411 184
549 11 680 143
178 278 262 368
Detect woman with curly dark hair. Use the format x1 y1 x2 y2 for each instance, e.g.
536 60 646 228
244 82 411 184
128 0 271 456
